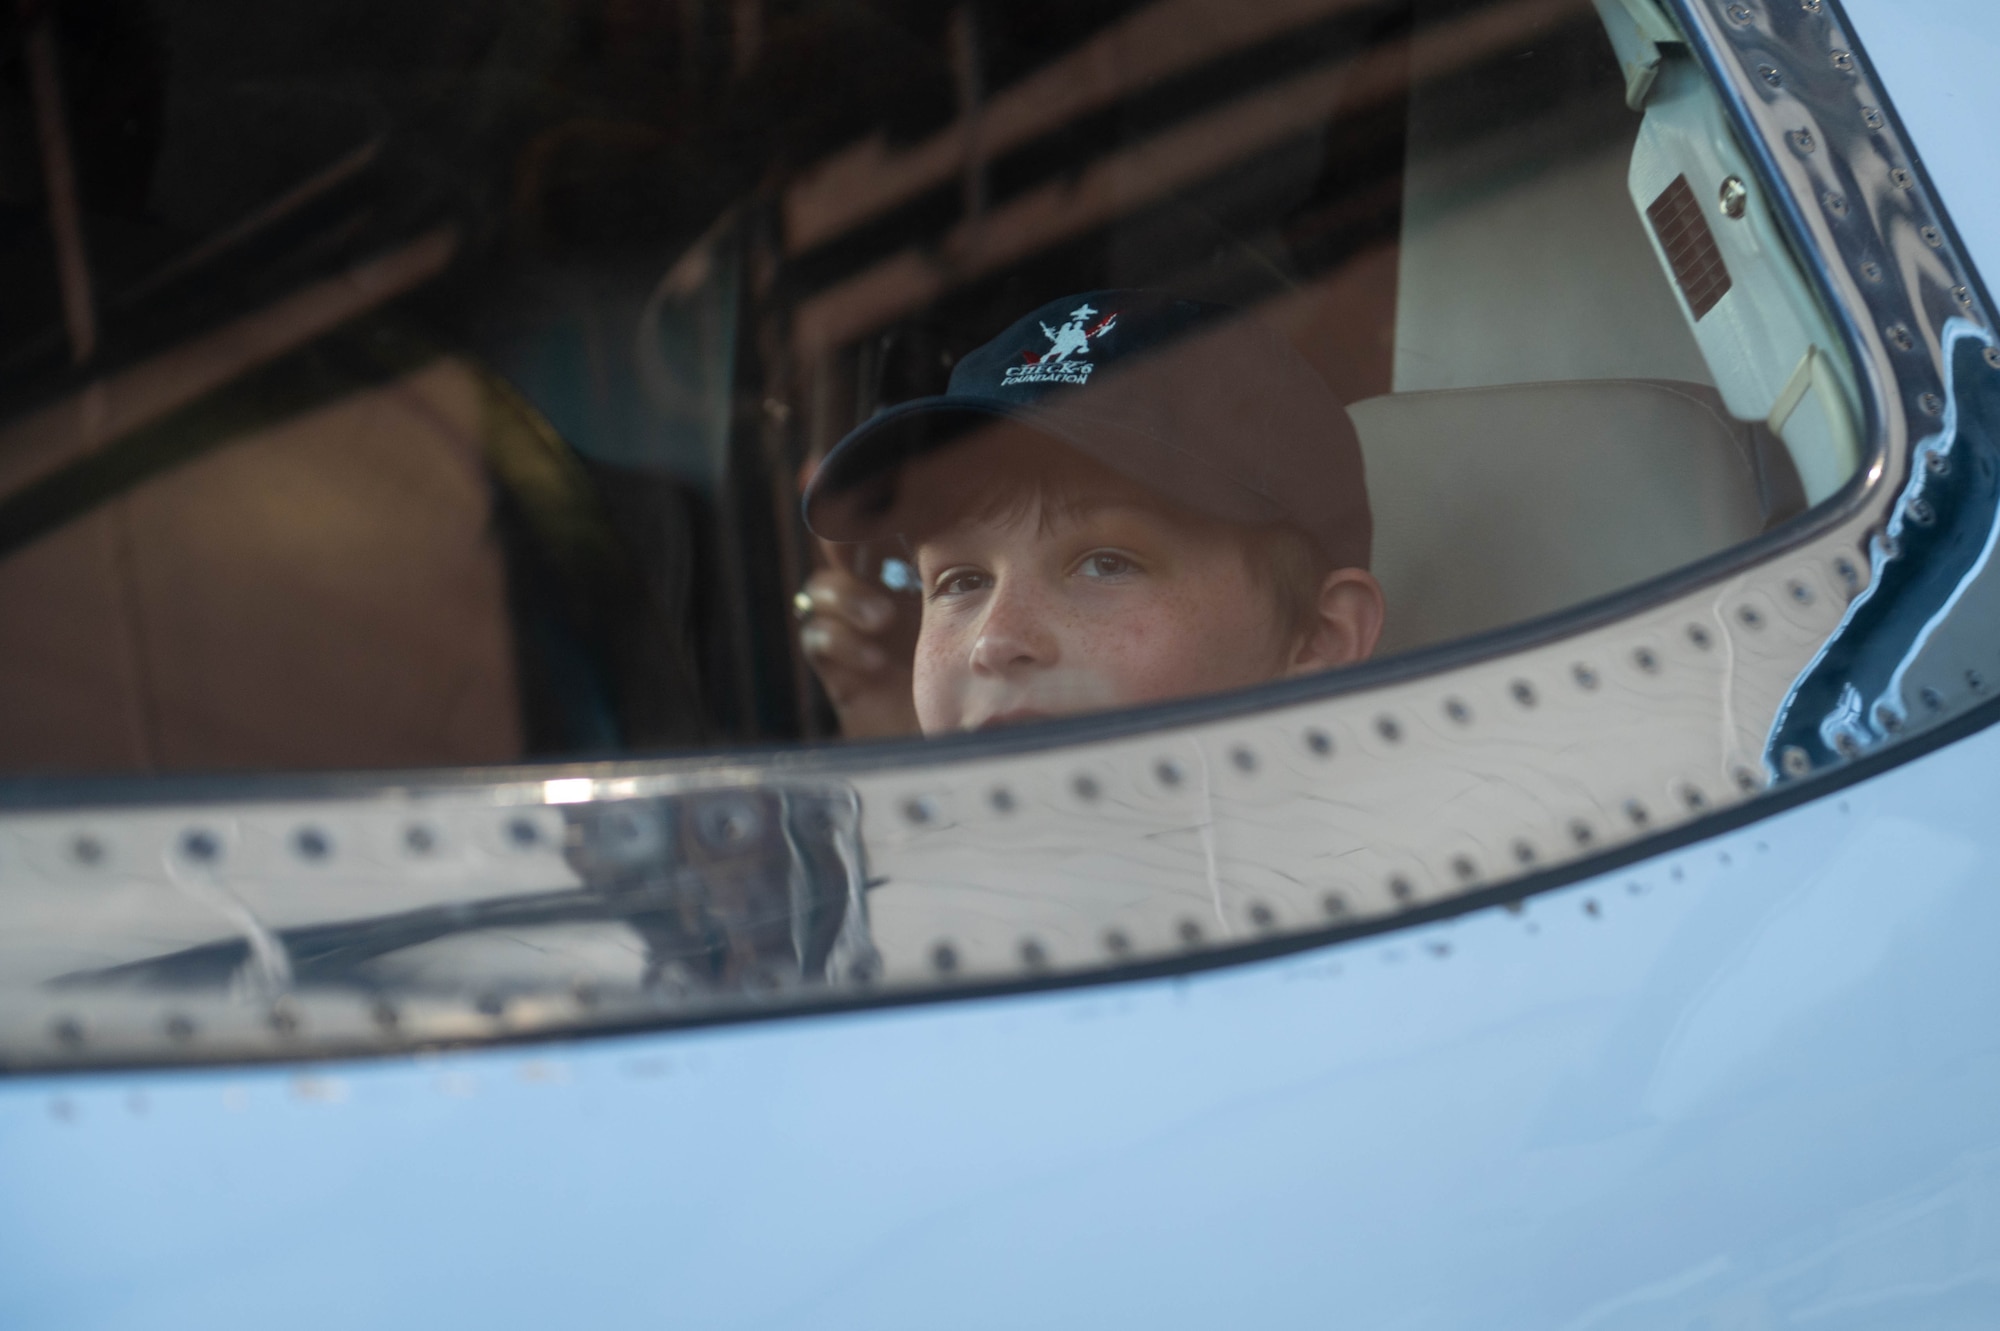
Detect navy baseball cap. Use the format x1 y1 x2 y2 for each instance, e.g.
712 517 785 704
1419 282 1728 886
802 289 1372 569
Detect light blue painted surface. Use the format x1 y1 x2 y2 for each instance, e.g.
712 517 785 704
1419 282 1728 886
4 711 2000 1328
1843 0 2000 290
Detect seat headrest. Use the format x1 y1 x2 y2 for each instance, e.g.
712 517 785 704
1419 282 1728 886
1348 379 1803 655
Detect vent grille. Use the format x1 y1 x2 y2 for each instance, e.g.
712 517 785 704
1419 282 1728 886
1647 174 1733 320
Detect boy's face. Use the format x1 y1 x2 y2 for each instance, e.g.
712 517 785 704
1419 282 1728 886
906 436 1302 735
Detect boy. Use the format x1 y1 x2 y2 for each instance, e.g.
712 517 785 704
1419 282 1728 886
797 290 1383 738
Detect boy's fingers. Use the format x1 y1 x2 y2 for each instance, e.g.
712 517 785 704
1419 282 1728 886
804 568 896 632
800 618 888 676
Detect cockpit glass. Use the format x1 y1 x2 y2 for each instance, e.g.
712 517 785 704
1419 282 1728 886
0 0 1861 769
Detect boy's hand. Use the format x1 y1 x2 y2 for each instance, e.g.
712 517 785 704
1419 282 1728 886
797 563 921 738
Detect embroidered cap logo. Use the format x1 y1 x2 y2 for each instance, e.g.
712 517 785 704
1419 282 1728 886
1002 303 1119 387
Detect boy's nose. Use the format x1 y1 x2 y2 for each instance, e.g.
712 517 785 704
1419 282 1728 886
968 580 1058 675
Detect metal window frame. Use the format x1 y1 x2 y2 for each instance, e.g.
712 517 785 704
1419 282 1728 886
3 0 1994 1073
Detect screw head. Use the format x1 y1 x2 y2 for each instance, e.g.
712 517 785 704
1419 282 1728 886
1780 745 1812 777
1859 261 1883 283
1983 345 2000 370
1862 106 1884 130
1726 2 1752 21
1719 176 1749 218
1891 167 1915 190
1921 225 1943 248
1788 128 1816 154
1919 392 1944 416
1886 323 1915 351
1954 284 1973 308
1758 64 1783 88
1830 49 1853 72
1822 191 1848 217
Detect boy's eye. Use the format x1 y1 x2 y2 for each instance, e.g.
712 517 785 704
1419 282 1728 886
1075 550 1138 579
931 568 990 599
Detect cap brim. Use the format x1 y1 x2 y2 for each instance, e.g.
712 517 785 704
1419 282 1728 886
803 396 1037 543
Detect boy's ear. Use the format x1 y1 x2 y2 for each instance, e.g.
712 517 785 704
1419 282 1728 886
1286 568 1385 676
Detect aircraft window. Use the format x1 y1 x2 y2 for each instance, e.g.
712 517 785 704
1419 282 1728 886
0 0 1863 773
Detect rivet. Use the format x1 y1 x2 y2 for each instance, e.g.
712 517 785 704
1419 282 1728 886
1102 928 1132 957
1921 686 1944 712
404 824 437 855
930 941 959 975
1862 106 1882 130
1303 728 1333 758
181 829 222 863
1780 744 1812 776
70 834 104 866
1443 698 1471 725
474 992 505 1017
1955 284 1974 309
1985 346 2000 370
1178 917 1206 945
1376 715 1402 743
1875 702 1904 732
1907 497 1936 525
1918 392 1943 417
1512 839 1536 865
1833 730 1861 757
1154 759 1184 787
1788 128 1815 155
1570 819 1594 846
1886 323 1914 351
1788 580 1813 605
1925 450 1950 476
1633 647 1659 674
293 827 331 861
1738 605 1765 629
1388 876 1415 904
372 998 403 1029
1834 557 1860 591
1019 938 1049 969
1891 167 1915 191
1072 774 1101 801
1450 855 1477 883
1572 663 1599 690
1319 892 1348 918
1734 765 1761 792
1510 679 1537 707
1830 49 1853 71
164 1013 196 1041
1719 176 1748 218
506 816 541 847
51 1016 85 1049
1921 225 1943 248
269 999 301 1036
1822 191 1848 218
1968 669 1986 693
1230 747 1257 774
1757 64 1782 88
1247 902 1277 930
1681 784 1707 811
1859 261 1882 283
901 797 936 825
1624 799 1650 827
989 786 1016 814
1687 624 1713 649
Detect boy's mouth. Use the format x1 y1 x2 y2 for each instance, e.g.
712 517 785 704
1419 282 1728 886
972 707 1053 732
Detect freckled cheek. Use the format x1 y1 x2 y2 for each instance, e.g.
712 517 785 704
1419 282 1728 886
910 621 966 725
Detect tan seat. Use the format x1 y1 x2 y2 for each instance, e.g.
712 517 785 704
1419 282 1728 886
1349 379 1805 656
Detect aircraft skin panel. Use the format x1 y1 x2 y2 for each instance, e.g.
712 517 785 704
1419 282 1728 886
2 707 1997 1329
